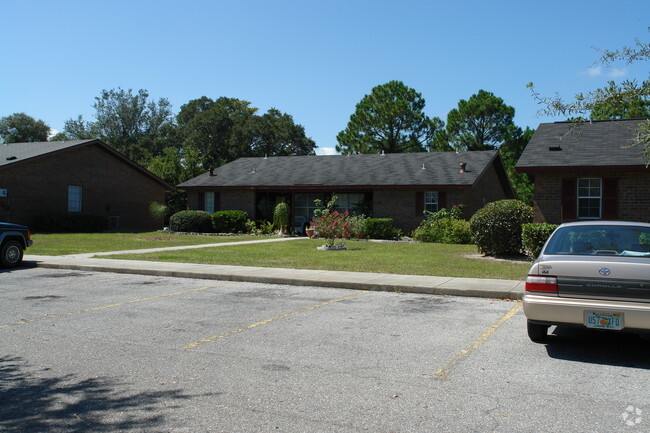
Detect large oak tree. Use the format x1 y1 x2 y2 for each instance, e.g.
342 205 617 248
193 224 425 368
0 113 50 143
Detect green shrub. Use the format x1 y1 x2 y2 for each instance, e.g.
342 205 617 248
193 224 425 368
413 218 472 244
522 223 559 259
254 220 275 235
211 210 248 233
169 210 213 233
365 218 401 240
348 215 368 238
32 212 107 233
423 205 464 222
440 218 472 244
413 206 471 244
245 219 257 233
273 202 290 234
469 199 533 256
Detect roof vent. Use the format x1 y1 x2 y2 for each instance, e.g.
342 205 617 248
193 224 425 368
381 150 385 156
459 162 467 173
422 163 426 170
549 145 562 151
251 167 256 174
6 156 17 161
209 168 215 176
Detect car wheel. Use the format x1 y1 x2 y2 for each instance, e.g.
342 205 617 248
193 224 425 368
527 320 549 343
1 240 23 268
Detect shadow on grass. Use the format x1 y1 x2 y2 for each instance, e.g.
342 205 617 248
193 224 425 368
0 355 205 432
544 327 650 369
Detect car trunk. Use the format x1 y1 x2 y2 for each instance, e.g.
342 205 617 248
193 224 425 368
538 256 650 302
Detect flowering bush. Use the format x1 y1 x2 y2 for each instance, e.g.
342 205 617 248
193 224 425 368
312 210 353 246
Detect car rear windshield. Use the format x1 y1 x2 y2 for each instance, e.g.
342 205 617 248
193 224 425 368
543 225 650 257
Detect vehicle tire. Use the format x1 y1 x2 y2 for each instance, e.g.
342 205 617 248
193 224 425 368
527 320 549 343
1 240 23 268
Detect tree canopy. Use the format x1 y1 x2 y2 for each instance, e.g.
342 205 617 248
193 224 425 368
61 88 175 164
247 108 316 157
177 96 257 171
0 113 50 143
336 81 444 154
445 90 516 151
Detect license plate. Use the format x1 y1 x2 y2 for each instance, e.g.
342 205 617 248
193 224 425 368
585 311 623 330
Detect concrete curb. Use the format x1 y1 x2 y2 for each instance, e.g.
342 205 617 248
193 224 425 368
24 255 525 300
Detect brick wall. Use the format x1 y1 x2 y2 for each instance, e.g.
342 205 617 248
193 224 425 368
533 172 650 224
461 162 512 216
220 190 256 216
373 188 465 233
0 144 167 229
186 189 256 218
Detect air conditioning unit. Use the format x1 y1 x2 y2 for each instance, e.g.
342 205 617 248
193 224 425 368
108 216 120 230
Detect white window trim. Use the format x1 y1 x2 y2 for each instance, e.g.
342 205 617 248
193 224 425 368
577 178 602 220
425 191 439 213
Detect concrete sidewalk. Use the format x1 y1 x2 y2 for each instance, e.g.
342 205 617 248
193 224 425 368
24 252 525 300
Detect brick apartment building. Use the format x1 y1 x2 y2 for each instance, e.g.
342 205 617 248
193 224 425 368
516 119 650 224
178 150 514 234
0 139 172 229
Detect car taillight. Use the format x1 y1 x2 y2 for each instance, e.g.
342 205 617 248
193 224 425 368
27 231 31 240
525 275 558 293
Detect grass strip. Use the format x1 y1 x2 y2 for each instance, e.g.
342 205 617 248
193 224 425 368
106 239 530 280
29 232 270 255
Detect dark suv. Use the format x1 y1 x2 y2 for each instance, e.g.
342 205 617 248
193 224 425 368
0 222 33 267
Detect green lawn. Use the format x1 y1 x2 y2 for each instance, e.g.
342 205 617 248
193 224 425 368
106 239 531 280
28 232 268 255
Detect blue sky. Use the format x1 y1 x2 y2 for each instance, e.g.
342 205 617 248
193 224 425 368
2 0 648 155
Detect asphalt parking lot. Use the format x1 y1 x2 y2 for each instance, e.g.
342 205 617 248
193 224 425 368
2 268 649 432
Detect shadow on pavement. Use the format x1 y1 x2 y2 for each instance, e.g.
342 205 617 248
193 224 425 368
0 355 205 433
544 327 650 369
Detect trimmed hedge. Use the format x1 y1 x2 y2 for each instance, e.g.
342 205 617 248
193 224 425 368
522 223 559 259
365 218 401 240
169 210 213 233
32 212 108 233
212 210 249 233
469 199 533 256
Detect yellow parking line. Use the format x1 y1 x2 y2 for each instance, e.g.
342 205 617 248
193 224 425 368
0 283 234 329
432 303 522 380
184 290 370 349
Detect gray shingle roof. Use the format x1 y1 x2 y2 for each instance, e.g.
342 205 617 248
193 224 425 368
179 151 500 188
0 139 173 188
0 140 94 167
516 119 649 171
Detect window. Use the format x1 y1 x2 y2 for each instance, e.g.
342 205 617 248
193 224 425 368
425 191 438 213
294 193 325 222
204 192 215 213
68 186 82 212
577 178 601 219
335 193 365 214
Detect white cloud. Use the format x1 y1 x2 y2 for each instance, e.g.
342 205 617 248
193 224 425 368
316 147 338 156
581 66 628 78
607 68 627 78
585 66 603 77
